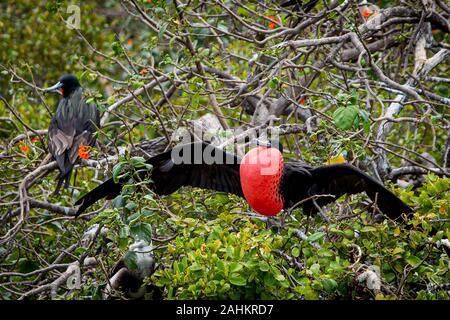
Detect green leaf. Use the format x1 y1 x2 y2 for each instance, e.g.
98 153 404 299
144 194 154 201
191 93 200 108
190 263 203 271
123 251 138 270
274 273 286 282
318 248 334 257
119 226 130 238
112 162 126 183
263 273 276 287
307 232 325 242
112 195 125 208
130 156 147 168
360 109 371 134
163 54 172 65
343 229 355 239
303 287 319 300
229 262 243 273
329 261 345 272
336 93 347 103
131 80 145 90
359 109 370 122
158 22 168 39
237 6 248 16
321 278 338 293
179 256 188 273
74 247 88 255
216 260 225 273
361 226 377 233
130 223 152 242
259 261 270 272
142 209 154 217
127 211 141 222
392 247 404 255
291 247 300 257
111 41 123 56
333 105 359 130
125 201 137 211
302 247 312 257
349 89 358 104
406 255 422 268
229 274 247 286
363 120 371 134
384 272 396 282
310 263 320 275
268 77 279 90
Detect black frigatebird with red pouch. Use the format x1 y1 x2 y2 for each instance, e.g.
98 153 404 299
75 141 412 219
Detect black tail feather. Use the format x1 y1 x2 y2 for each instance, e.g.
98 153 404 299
53 153 74 196
53 178 64 196
53 169 72 196
74 178 122 217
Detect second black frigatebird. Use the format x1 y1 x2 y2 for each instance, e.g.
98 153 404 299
75 141 413 219
44 74 100 195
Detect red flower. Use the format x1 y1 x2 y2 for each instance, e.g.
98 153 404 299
298 97 305 105
79 143 89 160
267 16 279 30
361 7 373 19
31 136 39 144
20 143 30 154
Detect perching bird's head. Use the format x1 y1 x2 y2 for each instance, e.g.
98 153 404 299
44 74 80 98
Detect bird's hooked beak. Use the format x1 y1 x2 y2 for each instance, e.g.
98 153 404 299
251 138 271 148
43 81 63 94
252 138 283 152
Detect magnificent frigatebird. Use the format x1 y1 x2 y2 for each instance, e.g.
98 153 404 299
75 141 412 219
44 74 100 195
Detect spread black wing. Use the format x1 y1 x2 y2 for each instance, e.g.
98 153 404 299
75 142 243 216
48 88 100 194
281 163 413 219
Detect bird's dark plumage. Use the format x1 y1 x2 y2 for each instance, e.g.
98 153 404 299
280 162 412 218
75 142 243 215
75 142 412 219
46 75 100 195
